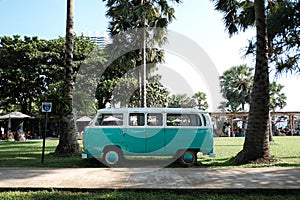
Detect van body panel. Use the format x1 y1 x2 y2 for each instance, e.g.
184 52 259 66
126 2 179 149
123 127 146 153
145 127 165 154
83 108 214 159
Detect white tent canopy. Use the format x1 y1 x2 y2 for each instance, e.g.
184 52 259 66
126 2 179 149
0 112 32 134
103 116 122 122
76 116 92 122
0 112 31 120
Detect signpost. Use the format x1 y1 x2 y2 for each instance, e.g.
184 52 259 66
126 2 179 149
41 102 52 164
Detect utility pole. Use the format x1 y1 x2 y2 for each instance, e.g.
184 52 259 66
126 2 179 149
141 0 147 108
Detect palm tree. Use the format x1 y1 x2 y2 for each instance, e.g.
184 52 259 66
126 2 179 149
236 0 272 163
103 0 180 107
192 92 209 110
220 65 253 111
55 0 81 155
212 0 272 163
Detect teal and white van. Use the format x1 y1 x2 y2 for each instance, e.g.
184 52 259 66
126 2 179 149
82 108 215 166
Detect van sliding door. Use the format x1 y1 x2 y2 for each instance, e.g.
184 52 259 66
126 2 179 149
145 113 165 155
124 113 146 154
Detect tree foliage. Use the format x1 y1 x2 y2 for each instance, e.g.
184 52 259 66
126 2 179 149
219 65 253 111
0 35 96 116
219 64 287 112
268 1 300 73
168 94 195 108
168 92 209 110
0 35 63 115
101 0 181 107
213 0 300 73
269 82 287 111
192 92 209 110
73 47 106 116
96 75 169 108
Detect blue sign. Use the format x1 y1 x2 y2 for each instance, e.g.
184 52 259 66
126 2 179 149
42 102 52 112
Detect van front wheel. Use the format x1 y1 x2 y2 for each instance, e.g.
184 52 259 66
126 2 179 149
103 147 122 167
178 150 197 166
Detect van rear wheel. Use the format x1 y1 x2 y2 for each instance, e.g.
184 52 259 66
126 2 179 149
178 150 197 166
103 146 122 167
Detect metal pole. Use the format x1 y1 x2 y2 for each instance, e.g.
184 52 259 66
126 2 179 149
41 112 48 164
269 112 274 142
140 0 146 107
143 25 147 108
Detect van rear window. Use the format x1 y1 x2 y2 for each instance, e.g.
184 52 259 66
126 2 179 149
167 114 202 126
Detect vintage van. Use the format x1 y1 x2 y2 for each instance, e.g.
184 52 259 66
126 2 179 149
82 108 215 166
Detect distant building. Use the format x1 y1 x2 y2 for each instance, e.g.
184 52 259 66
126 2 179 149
88 36 108 49
82 32 109 49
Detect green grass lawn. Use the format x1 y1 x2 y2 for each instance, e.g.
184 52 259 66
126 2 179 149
0 137 299 199
199 136 300 167
0 136 299 168
1 190 299 200
0 139 99 168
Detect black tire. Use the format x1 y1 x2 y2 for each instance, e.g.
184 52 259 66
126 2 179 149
103 146 123 167
178 150 197 166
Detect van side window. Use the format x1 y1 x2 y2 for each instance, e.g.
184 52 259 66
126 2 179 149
201 114 207 126
167 114 201 126
97 113 123 126
129 113 145 126
189 114 202 126
147 113 163 126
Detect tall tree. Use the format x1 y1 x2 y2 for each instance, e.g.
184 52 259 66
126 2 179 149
219 65 253 111
237 0 271 163
103 0 180 107
236 0 272 163
212 0 273 163
55 0 81 155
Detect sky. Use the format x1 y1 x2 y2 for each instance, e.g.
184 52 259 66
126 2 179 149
0 0 299 111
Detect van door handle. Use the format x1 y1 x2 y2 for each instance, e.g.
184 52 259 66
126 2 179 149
121 131 126 136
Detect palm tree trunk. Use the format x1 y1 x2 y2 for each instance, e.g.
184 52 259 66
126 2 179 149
234 0 272 164
55 0 81 155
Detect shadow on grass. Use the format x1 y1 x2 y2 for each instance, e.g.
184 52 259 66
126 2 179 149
277 156 300 159
197 156 300 168
272 163 300 167
215 145 244 147
40 155 107 168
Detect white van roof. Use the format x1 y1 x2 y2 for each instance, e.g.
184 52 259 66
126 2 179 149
97 107 208 114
